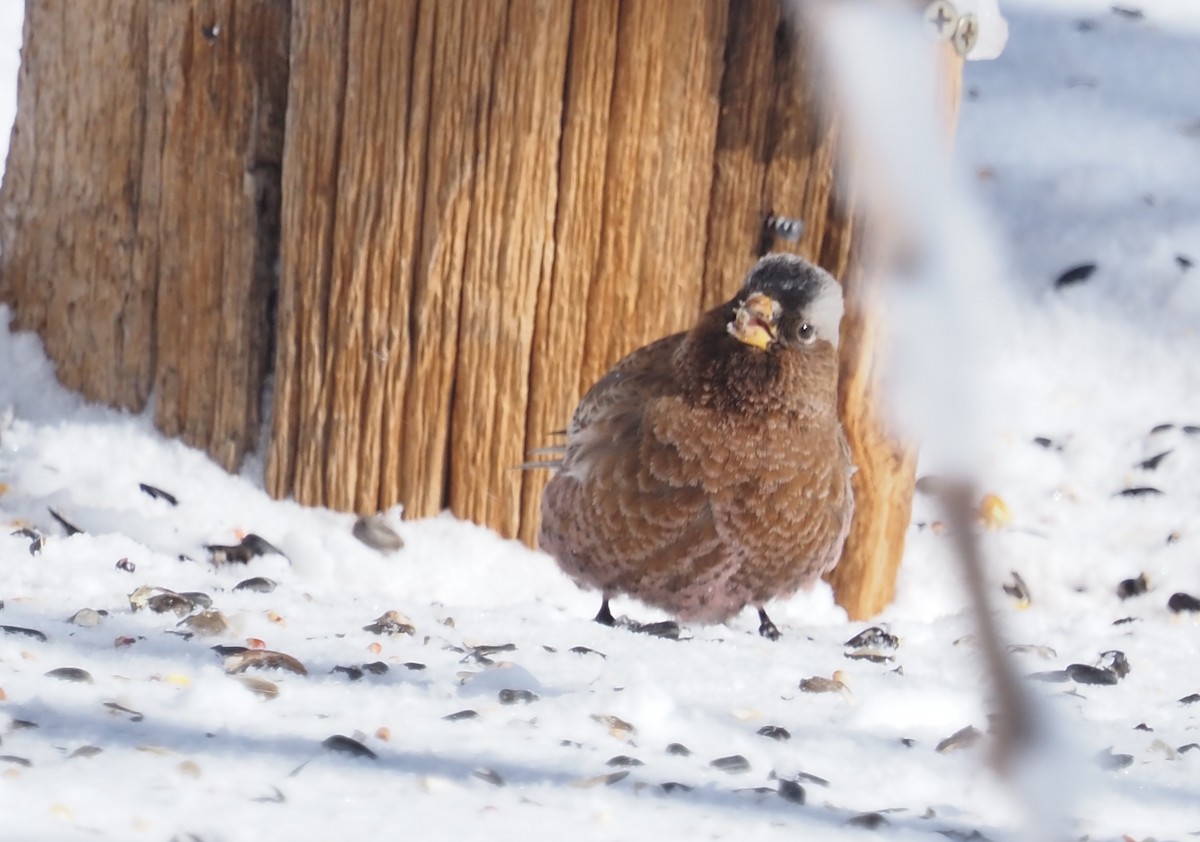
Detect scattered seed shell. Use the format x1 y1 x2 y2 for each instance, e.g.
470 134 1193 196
660 781 692 793
498 689 538 705
606 755 644 768
799 675 847 694
846 812 889 829
178 610 228 637
322 734 376 760
844 627 899 651
138 483 178 505
757 725 791 741
224 649 308 676
363 610 415 636
665 742 692 757
45 667 93 684
103 702 144 722
709 754 751 773
1053 262 1097 289
352 515 404 554
1138 450 1172 470
777 779 806 804
1096 650 1130 679
443 709 479 722
1168 592 1200 613
1116 486 1163 498
1117 574 1149 600
472 767 504 786
1 625 47 642
69 746 103 759
1002 571 1031 605
936 726 982 753
234 577 277 594
1066 663 1118 686
591 714 636 739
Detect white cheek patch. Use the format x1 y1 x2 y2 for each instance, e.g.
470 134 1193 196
806 277 846 347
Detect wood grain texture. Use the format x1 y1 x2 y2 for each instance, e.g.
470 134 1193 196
149 0 290 470
0 0 155 409
0 0 288 472
447 0 572 536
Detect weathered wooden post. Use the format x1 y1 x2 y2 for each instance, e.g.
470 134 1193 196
0 0 968 620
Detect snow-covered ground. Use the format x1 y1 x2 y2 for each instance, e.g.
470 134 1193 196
2 2 1200 840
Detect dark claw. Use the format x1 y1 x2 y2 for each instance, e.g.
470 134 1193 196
757 607 781 641
594 598 616 627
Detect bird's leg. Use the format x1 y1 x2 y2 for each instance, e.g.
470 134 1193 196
594 597 616 627
757 606 782 641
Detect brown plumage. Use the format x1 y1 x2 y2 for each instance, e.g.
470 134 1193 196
537 253 854 639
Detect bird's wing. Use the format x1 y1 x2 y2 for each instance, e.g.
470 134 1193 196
540 334 739 611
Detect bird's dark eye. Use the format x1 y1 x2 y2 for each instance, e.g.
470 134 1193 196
797 323 816 344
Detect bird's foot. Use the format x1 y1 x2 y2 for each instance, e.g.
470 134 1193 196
757 607 782 641
594 598 681 639
594 598 616 627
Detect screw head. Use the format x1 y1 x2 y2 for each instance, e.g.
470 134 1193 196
924 1 958 40
953 13 980 56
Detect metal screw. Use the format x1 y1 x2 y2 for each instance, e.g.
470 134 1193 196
924 1 958 40
953 13 980 56
764 214 804 243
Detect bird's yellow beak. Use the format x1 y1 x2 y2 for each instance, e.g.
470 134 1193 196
727 292 779 351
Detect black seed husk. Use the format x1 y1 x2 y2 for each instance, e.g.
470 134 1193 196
605 755 644 767
234 577 277 594
709 754 751 773
757 725 791 741
362 661 388 675
1115 486 1163 498
846 813 889 829
1137 450 1171 470
1134 723 1152 732
321 735 376 760
1097 650 1130 679
139 483 178 505
1053 262 1097 289
332 665 364 681
443 709 479 722
1179 693 1200 705
48 507 83 536
936 726 982 753
1 625 47 642
498 689 538 705
666 742 692 757
1066 664 1118 685
777 779 806 804
1168 592 1200 613
844 626 899 650
1117 574 1149 600
45 667 93 683
103 702 144 722
472 767 504 786
660 781 692 793
568 646 606 658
